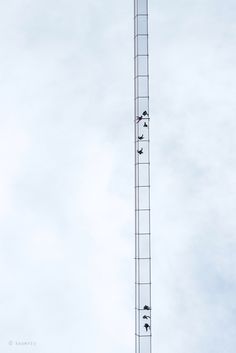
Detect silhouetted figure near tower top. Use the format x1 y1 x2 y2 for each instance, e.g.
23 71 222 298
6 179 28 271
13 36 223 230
136 115 143 123
144 323 151 332
137 111 149 123
142 110 149 117
143 122 148 127
138 134 144 140
143 315 150 319
137 148 143 155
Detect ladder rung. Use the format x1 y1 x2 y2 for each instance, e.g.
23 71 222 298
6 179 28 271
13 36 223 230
135 185 150 188
135 233 150 235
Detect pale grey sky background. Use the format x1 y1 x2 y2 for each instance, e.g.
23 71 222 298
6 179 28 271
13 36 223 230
0 1 235 353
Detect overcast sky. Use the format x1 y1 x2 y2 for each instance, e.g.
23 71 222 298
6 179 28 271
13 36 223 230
0 1 235 353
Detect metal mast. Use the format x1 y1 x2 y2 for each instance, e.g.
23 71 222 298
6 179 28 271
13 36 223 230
134 1 151 353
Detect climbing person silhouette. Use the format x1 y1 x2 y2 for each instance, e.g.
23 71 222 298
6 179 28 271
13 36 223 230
144 323 151 332
143 305 150 310
143 315 150 319
138 134 144 140
137 148 143 155
143 122 148 127
136 115 143 123
142 110 149 117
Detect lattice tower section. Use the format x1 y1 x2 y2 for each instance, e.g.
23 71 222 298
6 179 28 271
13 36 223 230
134 1 152 353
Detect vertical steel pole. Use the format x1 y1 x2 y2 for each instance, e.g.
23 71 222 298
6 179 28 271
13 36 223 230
134 1 151 353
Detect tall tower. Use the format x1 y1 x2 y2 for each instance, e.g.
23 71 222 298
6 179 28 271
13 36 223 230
134 1 151 353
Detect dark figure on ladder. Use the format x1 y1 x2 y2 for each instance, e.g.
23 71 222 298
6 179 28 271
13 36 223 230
143 305 150 310
137 148 143 155
144 323 151 332
143 315 150 319
138 134 144 140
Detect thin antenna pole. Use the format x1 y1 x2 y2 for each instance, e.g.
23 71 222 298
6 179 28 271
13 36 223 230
134 1 151 353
